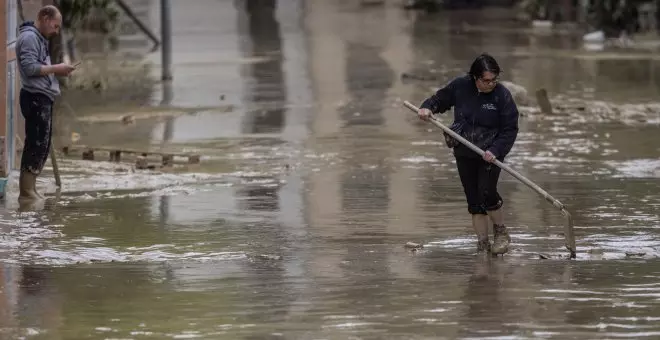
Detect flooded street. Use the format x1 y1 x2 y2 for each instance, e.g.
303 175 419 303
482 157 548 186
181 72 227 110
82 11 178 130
4 0 660 338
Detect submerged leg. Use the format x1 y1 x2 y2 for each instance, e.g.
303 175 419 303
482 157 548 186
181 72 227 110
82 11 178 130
472 214 490 253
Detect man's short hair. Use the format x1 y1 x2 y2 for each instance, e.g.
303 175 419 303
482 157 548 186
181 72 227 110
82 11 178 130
37 5 60 21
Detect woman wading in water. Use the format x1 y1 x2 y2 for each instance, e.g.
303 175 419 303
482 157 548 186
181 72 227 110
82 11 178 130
417 53 519 255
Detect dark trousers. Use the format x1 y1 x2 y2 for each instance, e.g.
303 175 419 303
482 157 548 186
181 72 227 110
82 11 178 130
19 89 53 175
455 156 503 215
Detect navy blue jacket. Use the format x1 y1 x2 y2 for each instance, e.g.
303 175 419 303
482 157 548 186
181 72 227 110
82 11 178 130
420 75 519 160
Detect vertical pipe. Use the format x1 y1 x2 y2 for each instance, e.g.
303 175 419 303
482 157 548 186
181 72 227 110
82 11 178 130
0 0 8 181
577 0 588 25
160 0 172 80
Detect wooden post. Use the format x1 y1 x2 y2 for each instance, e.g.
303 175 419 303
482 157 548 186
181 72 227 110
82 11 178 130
535 89 554 115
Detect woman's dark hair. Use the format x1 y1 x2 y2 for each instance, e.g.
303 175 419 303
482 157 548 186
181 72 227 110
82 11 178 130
468 53 501 79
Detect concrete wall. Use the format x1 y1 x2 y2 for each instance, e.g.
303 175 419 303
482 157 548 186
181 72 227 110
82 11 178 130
2 0 25 180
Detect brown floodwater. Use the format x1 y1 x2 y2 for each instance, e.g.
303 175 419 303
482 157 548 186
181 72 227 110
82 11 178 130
2 1 660 339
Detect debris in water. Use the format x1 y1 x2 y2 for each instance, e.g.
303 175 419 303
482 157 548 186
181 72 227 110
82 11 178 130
500 81 530 106
538 253 551 260
625 252 646 258
121 115 135 125
255 254 283 261
405 242 423 250
135 156 148 170
401 72 439 82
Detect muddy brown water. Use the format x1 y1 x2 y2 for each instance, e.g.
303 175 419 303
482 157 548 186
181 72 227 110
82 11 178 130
2 1 660 339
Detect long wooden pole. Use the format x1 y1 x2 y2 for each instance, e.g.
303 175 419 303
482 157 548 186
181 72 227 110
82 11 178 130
47 11 66 190
50 146 61 187
403 100 576 259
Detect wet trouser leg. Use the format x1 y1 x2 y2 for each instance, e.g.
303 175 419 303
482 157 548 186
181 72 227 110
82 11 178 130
455 156 503 216
19 89 54 176
456 156 504 250
19 90 53 201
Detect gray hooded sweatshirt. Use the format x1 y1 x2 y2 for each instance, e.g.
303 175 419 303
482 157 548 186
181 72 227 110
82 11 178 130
15 21 60 101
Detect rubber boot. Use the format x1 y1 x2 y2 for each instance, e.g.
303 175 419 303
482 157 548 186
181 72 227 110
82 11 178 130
33 174 45 199
492 224 511 255
472 214 490 253
19 171 41 201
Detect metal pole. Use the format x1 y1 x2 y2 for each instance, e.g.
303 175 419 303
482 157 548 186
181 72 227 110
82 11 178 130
114 0 161 50
403 101 577 259
160 0 173 81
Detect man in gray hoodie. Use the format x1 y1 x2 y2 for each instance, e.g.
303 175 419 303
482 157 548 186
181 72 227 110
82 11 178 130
15 5 76 200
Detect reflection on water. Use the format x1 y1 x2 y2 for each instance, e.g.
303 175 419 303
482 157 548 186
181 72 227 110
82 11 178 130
239 0 286 134
340 42 394 127
5 0 660 338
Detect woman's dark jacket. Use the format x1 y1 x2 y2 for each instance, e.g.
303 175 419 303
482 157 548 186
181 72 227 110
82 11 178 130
420 75 519 160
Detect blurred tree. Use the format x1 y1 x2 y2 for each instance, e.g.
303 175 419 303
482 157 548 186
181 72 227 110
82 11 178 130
56 0 119 33
44 0 121 86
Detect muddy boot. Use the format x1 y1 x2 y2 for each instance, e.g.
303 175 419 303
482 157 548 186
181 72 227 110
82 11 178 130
18 171 41 201
472 214 490 254
477 238 491 253
492 224 511 255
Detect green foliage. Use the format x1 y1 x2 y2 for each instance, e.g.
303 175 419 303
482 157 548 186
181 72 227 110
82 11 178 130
57 0 119 32
517 0 551 20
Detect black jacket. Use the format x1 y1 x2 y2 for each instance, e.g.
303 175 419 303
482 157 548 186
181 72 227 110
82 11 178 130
420 75 519 160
